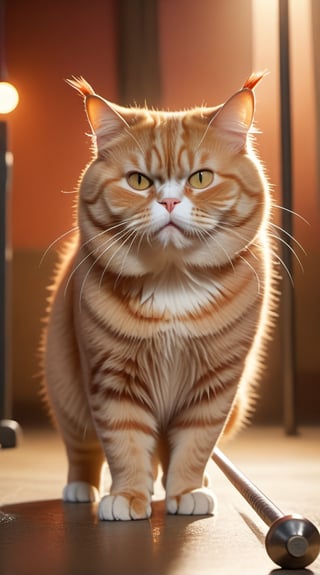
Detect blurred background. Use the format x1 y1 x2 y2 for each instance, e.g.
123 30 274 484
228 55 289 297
2 0 320 428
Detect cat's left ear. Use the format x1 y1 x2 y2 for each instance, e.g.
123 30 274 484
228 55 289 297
211 88 255 153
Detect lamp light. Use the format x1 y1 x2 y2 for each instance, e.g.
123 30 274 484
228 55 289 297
0 81 19 114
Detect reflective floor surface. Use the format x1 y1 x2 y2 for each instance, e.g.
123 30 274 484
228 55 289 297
1 426 320 575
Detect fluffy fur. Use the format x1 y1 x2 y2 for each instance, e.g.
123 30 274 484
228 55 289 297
43 73 276 520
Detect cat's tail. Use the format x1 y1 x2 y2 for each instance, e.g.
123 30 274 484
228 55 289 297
66 76 95 97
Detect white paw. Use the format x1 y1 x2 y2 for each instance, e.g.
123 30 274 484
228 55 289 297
98 494 152 521
62 481 99 503
167 488 216 515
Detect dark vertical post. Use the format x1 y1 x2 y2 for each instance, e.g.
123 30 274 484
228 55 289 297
279 0 297 434
0 0 21 446
0 120 19 447
0 120 8 420
116 0 161 107
311 0 320 201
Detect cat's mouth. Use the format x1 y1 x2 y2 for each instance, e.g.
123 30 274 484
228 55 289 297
158 222 184 233
164 222 181 230
152 221 190 249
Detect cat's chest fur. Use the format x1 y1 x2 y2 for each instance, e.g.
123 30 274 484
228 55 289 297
79 261 230 340
124 265 221 316
75 259 257 424
79 250 258 341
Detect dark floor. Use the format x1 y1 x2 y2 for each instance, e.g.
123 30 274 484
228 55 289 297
1 426 320 575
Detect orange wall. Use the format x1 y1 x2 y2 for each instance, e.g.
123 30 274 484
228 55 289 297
289 0 320 378
6 0 118 250
6 0 319 260
158 0 252 109
5 0 320 421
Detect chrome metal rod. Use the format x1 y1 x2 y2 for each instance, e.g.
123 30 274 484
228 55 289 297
213 447 282 526
212 447 320 569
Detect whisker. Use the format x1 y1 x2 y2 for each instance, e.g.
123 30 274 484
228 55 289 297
268 232 304 273
65 225 132 297
113 229 140 288
124 127 145 155
195 116 215 151
164 212 237 268
239 255 261 295
272 203 310 226
78 228 134 305
78 217 132 253
197 227 235 271
214 221 259 260
137 228 148 253
39 225 79 266
99 228 138 289
270 222 306 255
65 245 99 299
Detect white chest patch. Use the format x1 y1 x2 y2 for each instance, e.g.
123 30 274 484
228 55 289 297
140 266 221 316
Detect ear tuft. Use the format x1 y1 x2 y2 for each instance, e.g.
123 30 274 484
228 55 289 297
67 76 128 148
66 76 95 97
243 70 268 91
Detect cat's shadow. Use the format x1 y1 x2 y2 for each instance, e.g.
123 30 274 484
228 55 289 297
0 498 211 575
3 499 303 574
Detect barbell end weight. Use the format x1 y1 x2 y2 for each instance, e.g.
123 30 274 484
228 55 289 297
265 514 320 569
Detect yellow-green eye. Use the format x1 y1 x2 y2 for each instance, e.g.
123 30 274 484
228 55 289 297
127 172 152 191
188 170 213 189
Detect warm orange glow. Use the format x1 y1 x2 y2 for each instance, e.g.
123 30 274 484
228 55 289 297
0 81 19 114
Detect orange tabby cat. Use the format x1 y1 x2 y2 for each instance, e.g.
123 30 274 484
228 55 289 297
43 73 275 520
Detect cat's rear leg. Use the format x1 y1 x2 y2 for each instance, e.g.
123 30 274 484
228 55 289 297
45 365 105 502
44 271 105 503
62 425 105 503
51 407 105 503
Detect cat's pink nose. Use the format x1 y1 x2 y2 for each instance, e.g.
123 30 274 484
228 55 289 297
159 198 181 213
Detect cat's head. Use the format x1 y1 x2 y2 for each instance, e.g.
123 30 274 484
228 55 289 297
68 73 268 276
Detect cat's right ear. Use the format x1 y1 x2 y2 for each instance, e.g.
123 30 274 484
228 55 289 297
84 95 129 148
66 76 128 148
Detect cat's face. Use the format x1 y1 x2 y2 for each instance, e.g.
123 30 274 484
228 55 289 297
75 79 268 276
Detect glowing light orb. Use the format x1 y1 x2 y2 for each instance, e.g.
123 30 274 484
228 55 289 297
0 82 19 114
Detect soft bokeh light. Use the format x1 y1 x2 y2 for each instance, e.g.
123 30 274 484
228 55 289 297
0 81 19 114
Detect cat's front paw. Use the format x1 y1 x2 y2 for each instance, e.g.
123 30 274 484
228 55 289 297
63 481 99 503
166 487 216 516
98 494 152 521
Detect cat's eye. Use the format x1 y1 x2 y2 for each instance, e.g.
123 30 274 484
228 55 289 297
188 170 214 189
127 172 153 191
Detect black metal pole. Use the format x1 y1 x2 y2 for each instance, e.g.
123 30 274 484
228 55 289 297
0 119 21 448
279 0 297 434
0 0 21 447
0 120 8 420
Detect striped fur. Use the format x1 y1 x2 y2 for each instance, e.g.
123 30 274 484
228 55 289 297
43 73 276 520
